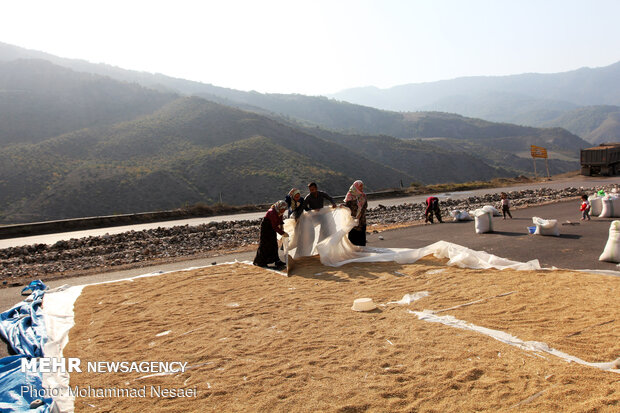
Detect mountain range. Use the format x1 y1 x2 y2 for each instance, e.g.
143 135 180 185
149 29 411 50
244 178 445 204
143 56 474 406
330 62 620 144
0 42 607 223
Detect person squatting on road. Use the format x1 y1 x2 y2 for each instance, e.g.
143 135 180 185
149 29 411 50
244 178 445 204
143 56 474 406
425 196 443 224
344 180 368 246
253 200 289 269
500 192 513 219
304 182 336 211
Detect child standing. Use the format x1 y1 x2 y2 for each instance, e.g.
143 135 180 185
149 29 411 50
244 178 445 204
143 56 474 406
580 195 591 221
500 192 512 219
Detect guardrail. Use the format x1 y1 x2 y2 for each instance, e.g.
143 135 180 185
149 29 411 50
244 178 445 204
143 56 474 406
0 189 409 240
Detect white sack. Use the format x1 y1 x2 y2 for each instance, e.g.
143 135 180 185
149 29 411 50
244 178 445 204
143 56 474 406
450 210 473 221
588 195 603 217
599 220 620 263
482 205 502 217
532 216 560 237
599 196 620 218
473 209 493 234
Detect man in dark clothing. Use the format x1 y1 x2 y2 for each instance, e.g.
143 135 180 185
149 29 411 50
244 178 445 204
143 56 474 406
303 182 336 211
425 196 443 223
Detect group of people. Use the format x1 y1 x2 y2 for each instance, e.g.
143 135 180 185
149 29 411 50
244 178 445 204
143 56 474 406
253 181 368 269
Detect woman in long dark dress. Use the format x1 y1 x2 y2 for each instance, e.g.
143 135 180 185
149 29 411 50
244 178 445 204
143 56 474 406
253 200 289 268
343 180 367 246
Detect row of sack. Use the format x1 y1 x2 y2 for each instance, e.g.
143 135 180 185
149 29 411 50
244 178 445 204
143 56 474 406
450 207 560 236
450 194 620 221
588 194 620 218
450 205 501 222
451 203 620 263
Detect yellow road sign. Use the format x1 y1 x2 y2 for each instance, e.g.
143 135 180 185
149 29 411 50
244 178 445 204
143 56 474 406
531 145 548 159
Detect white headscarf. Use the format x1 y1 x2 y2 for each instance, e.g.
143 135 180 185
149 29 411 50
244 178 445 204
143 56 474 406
288 188 301 210
271 200 287 215
344 180 366 218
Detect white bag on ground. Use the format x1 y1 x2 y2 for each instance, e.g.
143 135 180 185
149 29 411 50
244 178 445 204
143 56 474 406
599 196 620 218
599 221 620 262
482 205 502 217
532 216 560 237
450 210 473 221
473 209 493 233
588 195 603 217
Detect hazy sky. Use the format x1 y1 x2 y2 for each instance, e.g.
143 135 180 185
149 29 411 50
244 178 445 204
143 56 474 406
2 0 619 95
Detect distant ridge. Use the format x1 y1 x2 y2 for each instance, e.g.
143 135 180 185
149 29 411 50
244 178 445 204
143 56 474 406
331 61 620 111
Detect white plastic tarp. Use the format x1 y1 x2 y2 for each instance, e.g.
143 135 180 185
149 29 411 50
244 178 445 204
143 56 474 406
283 208 539 270
41 285 85 413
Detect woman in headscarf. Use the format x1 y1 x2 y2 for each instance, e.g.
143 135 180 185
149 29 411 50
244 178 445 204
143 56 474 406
253 200 289 268
343 180 367 246
285 188 305 220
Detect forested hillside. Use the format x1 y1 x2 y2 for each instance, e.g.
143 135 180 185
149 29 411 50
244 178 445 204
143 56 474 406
0 47 588 224
0 97 415 223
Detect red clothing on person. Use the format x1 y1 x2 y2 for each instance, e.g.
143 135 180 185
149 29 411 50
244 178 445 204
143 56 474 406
425 196 442 223
265 207 285 235
253 206 285 267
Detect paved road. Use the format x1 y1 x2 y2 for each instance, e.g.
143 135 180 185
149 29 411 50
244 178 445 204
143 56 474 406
2 175 619 249
367 199 620 272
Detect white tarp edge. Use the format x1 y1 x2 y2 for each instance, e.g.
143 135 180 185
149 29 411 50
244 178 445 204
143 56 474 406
39 261 251 413
411 310 620 373
41 285 85 413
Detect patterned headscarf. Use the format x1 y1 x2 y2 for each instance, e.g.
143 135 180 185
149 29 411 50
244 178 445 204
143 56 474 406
288 188 301 210
344 180 366 217
271 200 287 215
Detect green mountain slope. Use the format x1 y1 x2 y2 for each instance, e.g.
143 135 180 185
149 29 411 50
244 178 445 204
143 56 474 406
299 128 512 183
532 105 620 144
0 45 589 223
586 112 620 144
0 97 420 223
0 42 591 154
0 59 177 146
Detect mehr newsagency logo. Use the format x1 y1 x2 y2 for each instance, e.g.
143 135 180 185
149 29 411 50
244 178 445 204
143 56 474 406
21 357 198 399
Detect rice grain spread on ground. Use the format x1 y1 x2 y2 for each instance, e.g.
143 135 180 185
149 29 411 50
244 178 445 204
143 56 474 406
63 257 619 412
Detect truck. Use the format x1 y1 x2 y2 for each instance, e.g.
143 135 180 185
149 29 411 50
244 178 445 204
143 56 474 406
580 143 620 176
